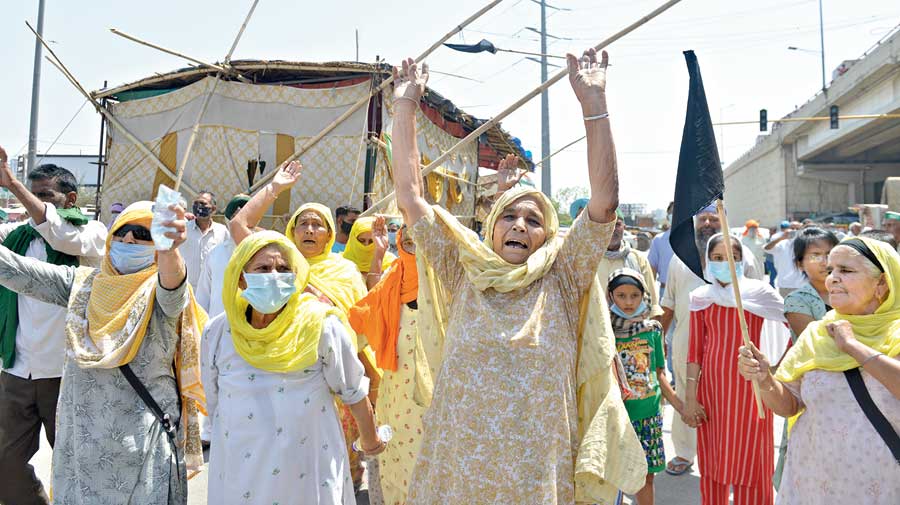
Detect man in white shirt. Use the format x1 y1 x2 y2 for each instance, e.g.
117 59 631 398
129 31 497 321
0 148 106 505
764 220 804 297
181 190 230 289
196 194 250 319
660 206 764 477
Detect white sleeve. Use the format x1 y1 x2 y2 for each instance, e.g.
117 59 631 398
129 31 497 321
200 315 224 422
320 315 369 405
196 258 213 313
0 221 25 243
31 203 107 258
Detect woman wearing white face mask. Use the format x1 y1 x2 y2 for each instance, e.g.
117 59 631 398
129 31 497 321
683 233 785 505
201 231 382 505
0 200 207 504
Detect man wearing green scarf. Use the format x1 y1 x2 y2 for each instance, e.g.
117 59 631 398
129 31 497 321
0 146 107 505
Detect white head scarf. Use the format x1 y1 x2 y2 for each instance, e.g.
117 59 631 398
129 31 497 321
689 233 786 322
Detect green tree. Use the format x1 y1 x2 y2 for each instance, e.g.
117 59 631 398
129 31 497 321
553 186 588 227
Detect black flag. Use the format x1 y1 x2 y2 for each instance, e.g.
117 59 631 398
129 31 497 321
669 50 724 281
443 39 498 54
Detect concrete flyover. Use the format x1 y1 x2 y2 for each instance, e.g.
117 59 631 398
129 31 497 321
724 26 900 228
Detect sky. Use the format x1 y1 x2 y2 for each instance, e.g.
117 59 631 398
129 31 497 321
2 0 899 212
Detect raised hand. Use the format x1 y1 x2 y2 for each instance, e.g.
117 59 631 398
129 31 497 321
565 48 609 115
271 160 303 195
738 343 772 382
0 145 15 189
392 58 429 108
372 215 389 254
496 154 525 192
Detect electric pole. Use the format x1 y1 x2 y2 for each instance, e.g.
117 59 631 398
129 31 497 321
27 0 47 177
539 0 551 197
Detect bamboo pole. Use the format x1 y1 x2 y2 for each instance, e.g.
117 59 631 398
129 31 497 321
109 28 250 83
716 199 766 419
715 113 900 126
173 76 220 192
225 0 260 64
362 0 683 216
44 57 200 198
25 22 200 197
367 136 477 186
248 0 507 193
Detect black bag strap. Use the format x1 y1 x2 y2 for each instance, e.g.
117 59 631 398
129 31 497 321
844 367 900 465
120 363 177 444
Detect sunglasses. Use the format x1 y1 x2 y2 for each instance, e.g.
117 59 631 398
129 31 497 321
113 224 152 242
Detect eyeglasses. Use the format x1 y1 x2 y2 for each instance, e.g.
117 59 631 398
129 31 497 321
803 252 828 263
113 224 152 242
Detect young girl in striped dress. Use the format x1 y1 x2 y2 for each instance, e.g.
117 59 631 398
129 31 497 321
683 233 785 505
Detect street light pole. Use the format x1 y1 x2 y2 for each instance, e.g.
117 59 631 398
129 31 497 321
27 0 47 177
539 0 551 197
818 0 826 93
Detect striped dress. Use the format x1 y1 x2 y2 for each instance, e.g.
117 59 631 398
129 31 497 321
688 305 774 504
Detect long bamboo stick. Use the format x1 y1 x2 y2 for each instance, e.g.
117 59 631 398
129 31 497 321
174 76 220 192
362 0 683 216
109 28 250 83
45 57 200 198
248 0 507 193
716 113 900 126
225 0 260 64
25 21 199 198
716 199 766 419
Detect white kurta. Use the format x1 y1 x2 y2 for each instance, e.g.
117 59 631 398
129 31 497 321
201 314 369 505
181 220 229 289
195 238 235 318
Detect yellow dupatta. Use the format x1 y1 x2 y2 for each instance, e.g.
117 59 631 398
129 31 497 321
66 201 208 476
342 216 396 274
223 231 344 373
776 237 900 383
285 203 367 313
413 186 647 500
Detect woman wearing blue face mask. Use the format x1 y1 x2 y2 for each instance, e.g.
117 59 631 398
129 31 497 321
683 233 786 505
201 231 383 505
0 200 207 504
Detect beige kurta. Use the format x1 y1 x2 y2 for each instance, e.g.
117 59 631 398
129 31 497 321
406 212 615 504
376 306 427 505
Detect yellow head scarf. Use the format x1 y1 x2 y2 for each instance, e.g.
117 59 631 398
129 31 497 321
223 230 345 373
285 203 366 313
342 216 396 274
67 201 208 476
776 237 900 383
412 187 647 500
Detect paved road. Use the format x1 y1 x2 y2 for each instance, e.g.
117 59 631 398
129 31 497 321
30 404 782 504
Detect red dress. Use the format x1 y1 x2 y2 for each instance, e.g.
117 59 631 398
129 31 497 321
688 305 774 490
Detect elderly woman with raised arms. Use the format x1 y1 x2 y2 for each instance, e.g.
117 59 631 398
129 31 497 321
738 237 900 504
389 49 646 505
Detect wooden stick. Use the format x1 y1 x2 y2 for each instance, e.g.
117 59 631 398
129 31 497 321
716 199 766 419
109 28 250 83
716 113 900 126
224 0 260 64
26 21 199 197
173 76 220 192
367 136 476 186
362 0 683 216
248 0 506 193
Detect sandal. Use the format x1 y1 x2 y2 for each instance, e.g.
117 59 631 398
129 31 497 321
665 457 693 476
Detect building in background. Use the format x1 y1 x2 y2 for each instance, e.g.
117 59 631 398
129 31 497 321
724 27 900 228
